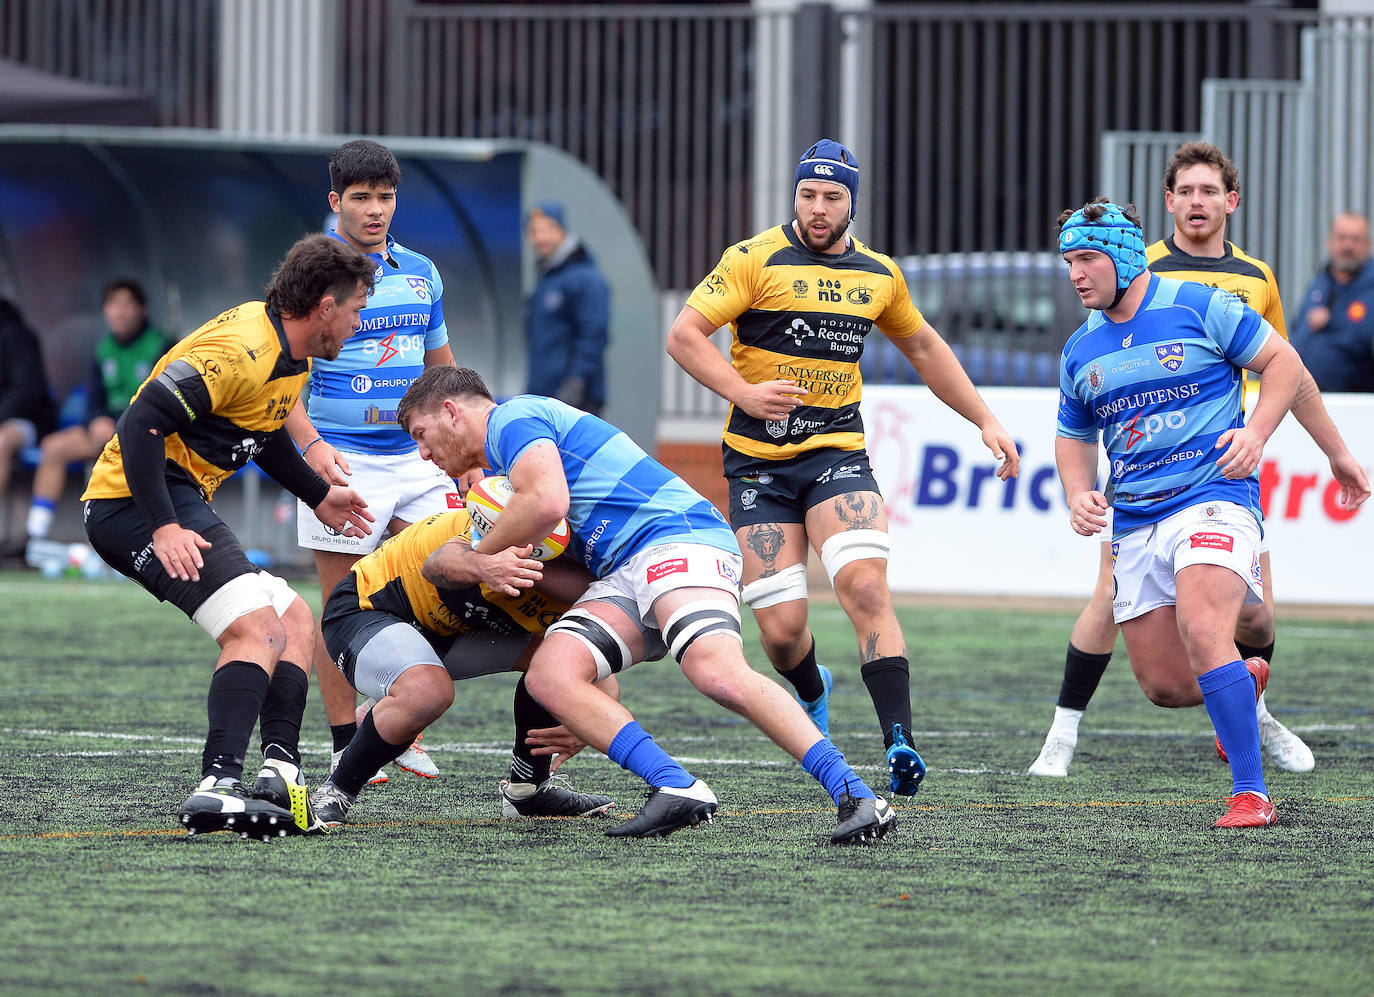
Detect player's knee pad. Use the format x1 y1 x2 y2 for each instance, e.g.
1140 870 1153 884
545 609 634 682
193 571 294 642
740 562 808 610
819 529 890 584
663 598 743 665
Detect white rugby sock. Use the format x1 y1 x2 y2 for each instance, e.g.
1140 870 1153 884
1049 705 1084 742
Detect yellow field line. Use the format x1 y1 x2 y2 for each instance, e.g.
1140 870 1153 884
4 795 1368 841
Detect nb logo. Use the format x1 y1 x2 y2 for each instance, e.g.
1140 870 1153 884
813 164 835 176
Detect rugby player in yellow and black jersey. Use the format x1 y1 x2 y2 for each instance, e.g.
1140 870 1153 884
666 138 1020 795
314 507 644 825
1028 142 1370 781
81 234 378 839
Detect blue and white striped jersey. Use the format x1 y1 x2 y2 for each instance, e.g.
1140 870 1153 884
484 396 738 577
1057 274 1273 535
306 230 449 454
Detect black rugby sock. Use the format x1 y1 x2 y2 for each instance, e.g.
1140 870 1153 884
509 675 555 787
860 656 912 746
779 638 826 703
330 722 358 753
258 660 308 767
1058 643 1113 712
1235 639 1275 666
332 710 408 797
203 660 271 781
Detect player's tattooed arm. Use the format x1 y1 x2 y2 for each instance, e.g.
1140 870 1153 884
833 492 880 529
745 522 786 577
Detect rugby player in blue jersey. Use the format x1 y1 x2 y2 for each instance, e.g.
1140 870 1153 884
283 139 458 785
393 366 897 842
1055 198 1304 827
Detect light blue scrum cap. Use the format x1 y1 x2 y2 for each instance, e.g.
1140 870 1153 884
1058 201 1147 290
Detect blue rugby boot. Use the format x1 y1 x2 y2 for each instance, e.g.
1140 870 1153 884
886 723 927 796
799 664 834 737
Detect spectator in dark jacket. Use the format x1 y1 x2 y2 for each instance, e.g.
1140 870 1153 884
0 298 56 538
1291 213 1374 392
525 202 610 415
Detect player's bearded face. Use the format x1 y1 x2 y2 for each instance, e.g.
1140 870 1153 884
313 282 368 360
1166 163 1233 245
795 181 851 253
409 405 479 477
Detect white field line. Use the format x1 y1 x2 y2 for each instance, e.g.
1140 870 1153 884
8 723 1372 770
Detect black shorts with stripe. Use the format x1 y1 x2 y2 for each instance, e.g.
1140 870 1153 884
84 473 259 620
725 447 881 527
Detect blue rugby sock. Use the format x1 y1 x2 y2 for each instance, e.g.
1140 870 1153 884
607 721 696 789
802 739 876 804
1199 660 1267 797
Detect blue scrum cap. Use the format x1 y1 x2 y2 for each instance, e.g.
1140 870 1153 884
795 139 859 219
1058 202 1147 289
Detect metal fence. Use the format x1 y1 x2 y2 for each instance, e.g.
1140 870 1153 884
1100 16 1374 325
0 0 217 127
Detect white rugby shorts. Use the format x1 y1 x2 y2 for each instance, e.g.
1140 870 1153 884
297 448 461 554
1111 500 1263 624
579 542 744 629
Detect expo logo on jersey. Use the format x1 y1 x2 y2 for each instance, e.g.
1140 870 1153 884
361 332 425 362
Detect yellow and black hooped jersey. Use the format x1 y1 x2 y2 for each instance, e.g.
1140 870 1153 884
351 509 569 639
82 301 309 502
686 223 925 474
1146 236 1286 338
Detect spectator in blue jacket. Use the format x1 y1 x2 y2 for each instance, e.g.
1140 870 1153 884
1291 213 1374 392
525 202 610 415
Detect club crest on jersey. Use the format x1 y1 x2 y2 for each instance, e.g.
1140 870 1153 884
766 416 789 438
1086 361 1106 395
793 280 809 297
1155 342 1185 373
406 277 430 301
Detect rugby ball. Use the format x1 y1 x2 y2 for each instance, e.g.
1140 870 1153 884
464 475 572 562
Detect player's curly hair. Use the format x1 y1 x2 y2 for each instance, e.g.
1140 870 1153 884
264 234 376 320
398 366 494 432
329 139 401 193
1162 141 1240 203
1056 195 1143 232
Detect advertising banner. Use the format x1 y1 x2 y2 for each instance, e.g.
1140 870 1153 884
863 386 1373 604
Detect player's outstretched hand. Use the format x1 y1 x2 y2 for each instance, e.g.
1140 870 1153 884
1068 490 1109 536
478 544 543 598
152 522 212 582
305 438 351 486
982 423 1020 480
735 379 807 423
314 486 375 538
1214 426 1266 479
525 723 588 773
1329 450 1372 512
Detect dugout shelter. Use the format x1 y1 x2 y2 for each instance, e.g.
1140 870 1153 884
0 127 660 560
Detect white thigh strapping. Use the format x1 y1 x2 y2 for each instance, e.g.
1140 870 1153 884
741 562 808 609
818 528 889 583
192 570 297 641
